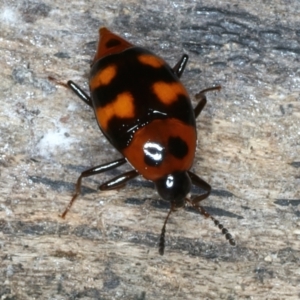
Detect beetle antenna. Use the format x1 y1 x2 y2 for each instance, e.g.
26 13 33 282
159 208 173 255
186 198 236 246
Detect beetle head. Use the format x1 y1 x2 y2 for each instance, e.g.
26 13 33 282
155 171 191 208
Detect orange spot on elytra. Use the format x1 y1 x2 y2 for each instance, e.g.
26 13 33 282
90 65 117 90
96 92 135 130
152 81 189 105
138 54 164 68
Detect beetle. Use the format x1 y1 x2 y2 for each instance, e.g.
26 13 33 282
60 27 235 255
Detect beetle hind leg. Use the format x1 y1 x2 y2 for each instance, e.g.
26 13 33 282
67 80 93 108
48 77 93 108
172 54 189 78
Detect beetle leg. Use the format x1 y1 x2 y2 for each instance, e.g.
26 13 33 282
194 85 221 118
67 80 93 108
99 170 139 190
188 171 211 202
61 158 127 218
172 54 189 78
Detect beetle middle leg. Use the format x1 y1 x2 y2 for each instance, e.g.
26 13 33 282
61 158 127 218
194 86 221 118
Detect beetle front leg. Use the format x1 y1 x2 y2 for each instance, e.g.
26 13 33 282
187 171 236 246
188 171 211 202
99 170 139 190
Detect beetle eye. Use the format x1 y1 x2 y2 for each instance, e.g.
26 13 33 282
143 141 165 166
155 172 191 207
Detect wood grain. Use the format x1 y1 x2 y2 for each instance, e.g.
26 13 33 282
1 0 299 299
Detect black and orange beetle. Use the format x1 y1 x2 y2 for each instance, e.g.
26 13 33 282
61 27 235 254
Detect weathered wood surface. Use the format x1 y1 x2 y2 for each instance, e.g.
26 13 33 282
1 0 299 299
